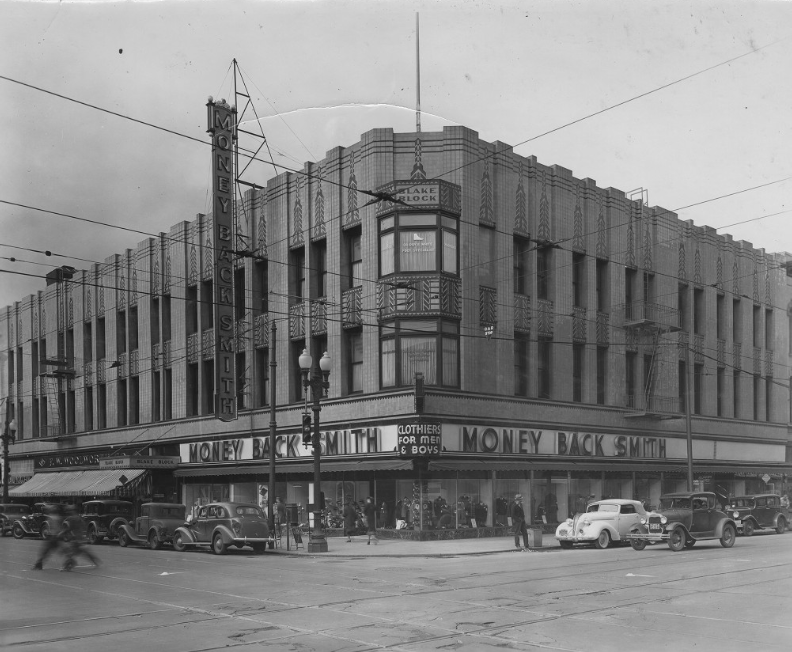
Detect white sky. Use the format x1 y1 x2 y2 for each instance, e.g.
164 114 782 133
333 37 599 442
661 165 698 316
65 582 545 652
1 0 790 309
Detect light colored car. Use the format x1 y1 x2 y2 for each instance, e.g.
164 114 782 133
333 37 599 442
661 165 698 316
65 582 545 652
555 499 647 549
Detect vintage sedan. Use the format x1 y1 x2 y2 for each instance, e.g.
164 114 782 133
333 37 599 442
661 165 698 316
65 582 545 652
12 503 60 539
172 502 272 555
0 503 31 537
118 503 187 550
81 499 134 544
729 494 789 536
555 499 647 549
627 491 737 552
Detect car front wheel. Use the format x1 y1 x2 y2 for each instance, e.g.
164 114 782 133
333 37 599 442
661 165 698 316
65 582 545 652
149 532 162 550
118 530 129 547
172 532 187 552
776 517 787 535
87 524 103 545
594 530 611 549
13 524 25 539
212 533 228 555
667 527 686 552
742 520 754 537
40 523 50 539
720 523 736 548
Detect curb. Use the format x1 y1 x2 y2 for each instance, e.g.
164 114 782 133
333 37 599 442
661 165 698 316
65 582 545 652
268 547 562 558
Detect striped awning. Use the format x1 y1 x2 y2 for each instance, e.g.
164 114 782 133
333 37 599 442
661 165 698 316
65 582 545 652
9 469 147 498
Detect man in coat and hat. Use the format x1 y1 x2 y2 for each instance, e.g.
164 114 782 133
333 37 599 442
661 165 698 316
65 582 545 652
510 494 529 550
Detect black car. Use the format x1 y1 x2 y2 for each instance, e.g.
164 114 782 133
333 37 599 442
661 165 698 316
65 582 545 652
0 503 31 537
12 502 61 539
81 500 134 544
627 491 737 552
729 494 789 536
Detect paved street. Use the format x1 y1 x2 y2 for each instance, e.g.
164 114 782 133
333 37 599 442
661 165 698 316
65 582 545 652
1 532 791 651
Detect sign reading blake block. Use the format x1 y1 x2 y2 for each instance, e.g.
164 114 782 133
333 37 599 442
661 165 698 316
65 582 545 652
207 98 237 422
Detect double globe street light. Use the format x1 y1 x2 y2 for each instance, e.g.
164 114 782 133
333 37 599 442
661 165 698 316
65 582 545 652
298 349 331 553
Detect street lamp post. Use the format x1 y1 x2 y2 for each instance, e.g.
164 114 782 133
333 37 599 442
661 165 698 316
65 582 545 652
2 418 18 502
298 349 331 553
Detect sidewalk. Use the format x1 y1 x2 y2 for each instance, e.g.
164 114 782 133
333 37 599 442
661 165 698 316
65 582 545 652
271 533 561 558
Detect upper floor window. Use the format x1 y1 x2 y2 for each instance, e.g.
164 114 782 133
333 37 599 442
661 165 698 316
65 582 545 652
513 236 530 295
380 319 459 388
379 213 458 277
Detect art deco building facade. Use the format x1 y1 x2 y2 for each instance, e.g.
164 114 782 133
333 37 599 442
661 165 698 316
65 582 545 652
3 125 791 530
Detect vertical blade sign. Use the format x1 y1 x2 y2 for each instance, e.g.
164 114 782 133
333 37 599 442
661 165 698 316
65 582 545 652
207 98 237 422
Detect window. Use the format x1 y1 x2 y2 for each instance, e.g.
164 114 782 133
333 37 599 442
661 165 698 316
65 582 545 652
537 248 551 301
678 284 689 331
572 253 586 308
291 248 305 300
643 354 654 397
596 260 609 312
129 306 138 352
596 346 607 405
83 322 93 363
379 320 459 388
255 349 269 407
765 309 773 349
733 370 740 418
716 295 725 340
348 230 362 288
537 338 551 399
626 352 637 406
765 375 772 422
693 288 704 335
130 376 140 425
162 295 172 342
117 310 127 354
573 343 584 402
254 262 268 314
514 237 530 295
84 386 93 431
186 286 198 335
234 267 245 322
378 212 458 277
348 330 363 393
186 363 198 416
733 299 741 342
625 268 637 306
514 333 529 397
118 378 127 427
312 240 327 298
97 383 107 430
694 363 703 414
236 352 246 410
201 280 213 328
717 367 725 417
643 271 655 304
202 360 214 415
753 374 761 420
753 305 761 348
153 371 161 422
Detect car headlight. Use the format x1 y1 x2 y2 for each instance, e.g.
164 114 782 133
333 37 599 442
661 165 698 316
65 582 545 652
640 517 647 525
581 518 590 527
565 518 573 526
733 511 739 518
660 516 667 524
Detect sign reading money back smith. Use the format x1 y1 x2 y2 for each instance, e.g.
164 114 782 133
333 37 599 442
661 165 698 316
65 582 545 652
207 98 237 422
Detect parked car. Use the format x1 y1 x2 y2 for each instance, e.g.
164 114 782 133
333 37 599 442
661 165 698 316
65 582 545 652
12 502 60 539
81 499 134 544
627 491 737 552
555 499 647 549
118 503 187 550
0 503 31 537
172 502 272 555
728 494 789 536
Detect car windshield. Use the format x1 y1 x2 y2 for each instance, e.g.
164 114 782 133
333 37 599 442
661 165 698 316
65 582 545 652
155 507 185 518
587 504 618 513
2 505 31 515
660 497 691 510
235 506 264 518
730 498 754 508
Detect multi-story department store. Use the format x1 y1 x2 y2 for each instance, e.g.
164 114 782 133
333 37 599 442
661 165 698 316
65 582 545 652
4 124 792 534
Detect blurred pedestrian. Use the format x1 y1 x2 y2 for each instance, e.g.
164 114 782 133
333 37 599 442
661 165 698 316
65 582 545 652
60 505 100 571
511 494 528 550
31 504 66 570
363 497 378 545
343 501 357 542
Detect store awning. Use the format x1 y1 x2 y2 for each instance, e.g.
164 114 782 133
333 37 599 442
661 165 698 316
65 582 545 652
9 469 146 498
174 458 413 477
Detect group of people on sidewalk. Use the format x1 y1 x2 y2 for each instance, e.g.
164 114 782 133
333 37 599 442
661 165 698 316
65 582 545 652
344 496 378 545
31 504 100 571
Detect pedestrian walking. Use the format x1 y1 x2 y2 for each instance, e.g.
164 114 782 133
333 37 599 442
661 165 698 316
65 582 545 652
343 501 357 542
511 494 529 550
31 504 66 570
60 505 100 571
363 496 378 545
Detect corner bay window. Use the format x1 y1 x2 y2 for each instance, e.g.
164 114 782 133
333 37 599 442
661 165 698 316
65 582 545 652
381 320 459 388
379 213 458 275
